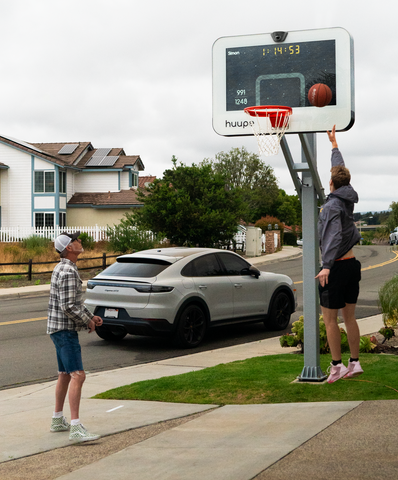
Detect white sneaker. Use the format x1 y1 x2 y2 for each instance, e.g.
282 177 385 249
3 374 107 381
50 416 70 432
69 423 100 443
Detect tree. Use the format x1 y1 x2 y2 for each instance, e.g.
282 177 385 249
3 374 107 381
132 157 245 247
202 147 279 223
388 202 398 232
271 189 302 227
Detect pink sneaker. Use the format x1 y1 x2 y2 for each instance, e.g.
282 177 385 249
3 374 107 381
344 360 364 379
327 363 349 384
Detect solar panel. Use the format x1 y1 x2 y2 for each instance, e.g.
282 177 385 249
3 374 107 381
94 148 112 157
58 143 79 155
85 155 119 167
0 134 45 154
85 156 104 166
100 156 119 166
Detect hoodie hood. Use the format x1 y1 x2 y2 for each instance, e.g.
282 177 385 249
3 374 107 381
330 185 358 205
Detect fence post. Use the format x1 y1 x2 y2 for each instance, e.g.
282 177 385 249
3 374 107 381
28 259 32 281
102 252 107 270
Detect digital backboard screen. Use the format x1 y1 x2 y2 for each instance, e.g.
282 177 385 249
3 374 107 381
226 40 336 111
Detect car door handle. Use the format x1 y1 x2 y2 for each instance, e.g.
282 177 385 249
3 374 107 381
198 285 207 289
234 284 242 288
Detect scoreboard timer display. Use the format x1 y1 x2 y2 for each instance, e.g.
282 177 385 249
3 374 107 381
212 27 354 136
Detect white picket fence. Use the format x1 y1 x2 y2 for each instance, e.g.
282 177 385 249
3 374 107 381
0 226 264 252
0 225 110 242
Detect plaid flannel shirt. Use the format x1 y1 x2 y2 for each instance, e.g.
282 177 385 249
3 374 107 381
47 258 93 334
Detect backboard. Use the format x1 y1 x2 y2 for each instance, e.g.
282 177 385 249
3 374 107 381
212 27 354 136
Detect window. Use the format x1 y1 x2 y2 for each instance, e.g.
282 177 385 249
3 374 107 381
130 171 138 188
34 171 55 193
183 254 223 277
217 253 250 275
59 171 66 193
35 212 55 228
100 258 171 278
59 212 66 228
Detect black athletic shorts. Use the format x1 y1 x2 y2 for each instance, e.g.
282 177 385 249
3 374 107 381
318 258 361 310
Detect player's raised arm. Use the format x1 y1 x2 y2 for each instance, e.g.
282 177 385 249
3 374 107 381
327 125 338 149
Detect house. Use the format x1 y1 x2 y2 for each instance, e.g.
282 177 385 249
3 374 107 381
0 134 154 229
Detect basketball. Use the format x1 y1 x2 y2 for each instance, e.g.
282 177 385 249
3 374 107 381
308 83 333 107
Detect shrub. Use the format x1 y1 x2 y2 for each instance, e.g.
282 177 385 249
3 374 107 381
283 232 298 246
22 235 52 250
78 232 95 250
106 225 160 254
20 236 52 258
255 215 284 246
360 335 377 353
378 275 398 330
279 315 373 354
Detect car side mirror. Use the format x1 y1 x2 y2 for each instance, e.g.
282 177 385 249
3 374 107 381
249 266 260 278
241 266 260 278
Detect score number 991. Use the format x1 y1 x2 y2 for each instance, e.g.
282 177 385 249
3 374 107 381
235 90 247 105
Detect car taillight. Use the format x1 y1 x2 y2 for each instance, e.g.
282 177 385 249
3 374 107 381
133 285 174 293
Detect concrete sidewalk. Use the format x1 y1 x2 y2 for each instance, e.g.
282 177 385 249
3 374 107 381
1 313 396 479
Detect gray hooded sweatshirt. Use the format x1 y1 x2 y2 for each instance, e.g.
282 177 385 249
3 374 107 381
318 148 361 270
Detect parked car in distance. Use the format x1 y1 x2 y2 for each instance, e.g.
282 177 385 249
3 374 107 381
297 238 303 246
85 247 297 348
389 227 398 245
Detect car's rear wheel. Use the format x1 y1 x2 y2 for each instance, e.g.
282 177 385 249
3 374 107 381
266 291 292 330
95 326 127 341
175 304 207 348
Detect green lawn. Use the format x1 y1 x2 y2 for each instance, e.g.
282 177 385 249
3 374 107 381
93 353 398 405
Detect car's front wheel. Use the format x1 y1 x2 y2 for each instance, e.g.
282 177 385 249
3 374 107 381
175 304 207 348
95 326 127 341
266 291 292 330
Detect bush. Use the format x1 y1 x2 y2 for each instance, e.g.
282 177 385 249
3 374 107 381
255 215 284 246
21 235 52 258
106 225 160 253
279 315 374 354
78 232 95 250
22 235 52 250
283 232 298 246
378 275 398 328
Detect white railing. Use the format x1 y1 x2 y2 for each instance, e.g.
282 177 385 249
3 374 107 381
0 226 265 251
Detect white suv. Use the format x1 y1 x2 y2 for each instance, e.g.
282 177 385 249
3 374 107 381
389 227 398 245
85 247 297 348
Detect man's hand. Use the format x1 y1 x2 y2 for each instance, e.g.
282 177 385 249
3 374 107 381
327 125 338 149
315 268 330 288
88 315 103 333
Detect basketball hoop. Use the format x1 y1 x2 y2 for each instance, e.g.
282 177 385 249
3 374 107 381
244 105 292 156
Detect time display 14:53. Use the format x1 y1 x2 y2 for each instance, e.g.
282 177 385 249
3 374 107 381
263 45 300 56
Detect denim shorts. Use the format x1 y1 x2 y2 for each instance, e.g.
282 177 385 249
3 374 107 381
318 258 361 310
50 330 84 374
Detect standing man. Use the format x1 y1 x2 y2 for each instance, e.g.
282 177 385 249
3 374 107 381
47 231 103 442
316 126 363 384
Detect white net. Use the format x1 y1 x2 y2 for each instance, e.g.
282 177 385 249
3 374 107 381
244 106 292 156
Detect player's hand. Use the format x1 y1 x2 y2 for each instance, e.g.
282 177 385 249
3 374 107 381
315 268 330 288
92 315 103 327
88 319 96 333
326 125 338 148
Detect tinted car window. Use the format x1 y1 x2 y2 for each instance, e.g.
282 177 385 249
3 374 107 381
99 258 171 278
182 254 223 277
217 253 250 275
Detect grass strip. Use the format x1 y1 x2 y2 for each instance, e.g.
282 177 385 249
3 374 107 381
93 353 398 405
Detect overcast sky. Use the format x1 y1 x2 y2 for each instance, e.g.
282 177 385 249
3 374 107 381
0 0 395 214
